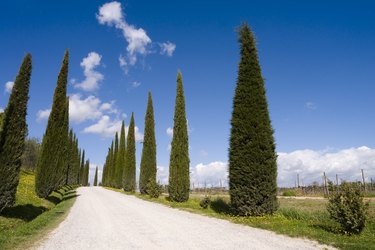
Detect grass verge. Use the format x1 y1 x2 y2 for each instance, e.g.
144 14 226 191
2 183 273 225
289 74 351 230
0 170 78 250
106 187 375 250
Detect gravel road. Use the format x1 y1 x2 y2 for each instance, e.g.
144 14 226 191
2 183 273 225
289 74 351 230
34 187 334 250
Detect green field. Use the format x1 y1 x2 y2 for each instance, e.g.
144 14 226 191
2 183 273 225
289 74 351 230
108 188 375 250
0 170 77 250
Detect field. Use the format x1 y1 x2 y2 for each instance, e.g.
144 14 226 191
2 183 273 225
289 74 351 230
108 188 375 250
0 170 77 250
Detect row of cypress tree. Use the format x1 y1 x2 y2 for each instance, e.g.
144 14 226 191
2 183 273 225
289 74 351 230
34 50 90 198
101 23 277 214
102 71 190 202
0 50 91 212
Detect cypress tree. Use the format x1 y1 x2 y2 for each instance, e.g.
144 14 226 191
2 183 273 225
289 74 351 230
59 97 69 187
0 54 32 211
168 71 190 202
107 141 114 187
66 129 74 185
111 134 118 187
115 121 126 188
84 159 90 186
36 51 69 198
123 113 136 192
80 150 85 185
77 149 81 184
229 23 278 216
139 91 156 194
93 166 98 186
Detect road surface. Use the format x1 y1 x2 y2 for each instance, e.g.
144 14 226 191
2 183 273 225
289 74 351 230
34 187 334 250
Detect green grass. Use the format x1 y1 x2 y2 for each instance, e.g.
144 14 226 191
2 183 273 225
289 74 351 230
106 187 375 250
0 170 78 250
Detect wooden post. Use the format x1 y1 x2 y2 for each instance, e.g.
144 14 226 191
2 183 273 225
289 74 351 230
361 169 366 192
323 172 329 196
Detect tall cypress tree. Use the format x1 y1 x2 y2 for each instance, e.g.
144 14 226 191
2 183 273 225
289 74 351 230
115 121 126 188
0 54 32 211
107 141 114 187
66 129 74 185
139 91 156 194
79 149 85 185
229 23 277 216
111 134 118 187
84 159 90 186
123 113 136 192
93 166 98 186
36 51 69 198
168 71 190 202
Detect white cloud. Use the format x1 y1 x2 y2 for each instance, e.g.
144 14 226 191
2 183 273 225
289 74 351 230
0 107 4 113
75 52 104 91
5 81 14 93
36 109 51 121
83 115 122 138
96 1 123 25
305 101 317 110
277 146 375 187
159 42 176 56
97 1 151 71
69 94 117 124
83 115 143 141
166 127 173 138
37 94 117 124
191 161 228 187
97 1 175 73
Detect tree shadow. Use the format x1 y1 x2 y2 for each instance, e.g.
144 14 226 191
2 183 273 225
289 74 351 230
210 198 232 215
62 194 79 201
45 196 62 205
1 204 47 221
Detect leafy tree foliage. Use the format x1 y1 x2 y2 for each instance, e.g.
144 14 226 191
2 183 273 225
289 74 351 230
168 71 190 202
229 24 277 216
36 51 70 198
140 92 157 194
0 54 32 211
123 113 136 192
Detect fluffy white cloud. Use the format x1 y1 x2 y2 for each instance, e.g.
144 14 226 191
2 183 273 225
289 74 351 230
37 94 117 124
69 94 117 123
159 42 176 56
277 146 375 187
75 52 104 91
191 161 228 187
83 115 143 141
5 81 14 93
97 1 151 70
36 109 51 121
83 115 122 137
0 107 4 113
166 127 173 137
97 1 175 73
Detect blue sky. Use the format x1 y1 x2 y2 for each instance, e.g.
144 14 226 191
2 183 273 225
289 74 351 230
1 0 375 187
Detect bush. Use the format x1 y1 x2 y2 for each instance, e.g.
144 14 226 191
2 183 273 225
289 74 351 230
146 179 162 198
327 182 369 234
282 190 297 197
200 196 211 209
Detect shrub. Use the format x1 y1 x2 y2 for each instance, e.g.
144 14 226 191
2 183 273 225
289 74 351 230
282 190 297 197
147 179 162 198
327 182 369 234
200 196 211 209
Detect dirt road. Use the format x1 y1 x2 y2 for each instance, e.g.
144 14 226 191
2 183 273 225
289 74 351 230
35 187 334 250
